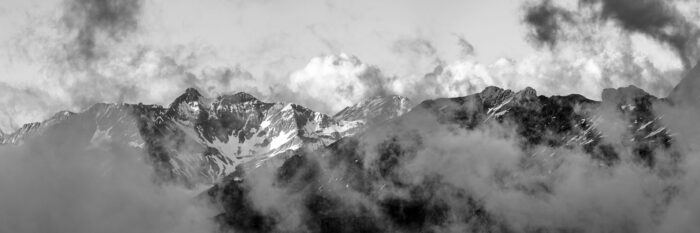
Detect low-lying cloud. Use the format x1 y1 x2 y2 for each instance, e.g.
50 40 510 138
0 118 216 233
216 79 700 232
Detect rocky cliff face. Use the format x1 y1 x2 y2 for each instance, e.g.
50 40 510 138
334 95 412 125
142 88 362 184
206 85 681 233
2 84 687 232
0 88 406 186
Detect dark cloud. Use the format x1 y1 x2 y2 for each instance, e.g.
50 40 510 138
522 0 573 48
523 0 700 68
61 0 143 68
590 0 700 68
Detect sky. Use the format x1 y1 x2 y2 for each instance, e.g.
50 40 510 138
3 1 700 232
0 0 693 133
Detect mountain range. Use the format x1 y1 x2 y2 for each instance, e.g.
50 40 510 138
0 87 412 185
202 81 684 232
1 72 696 232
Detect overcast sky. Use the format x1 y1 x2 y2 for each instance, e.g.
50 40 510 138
0 0 694 132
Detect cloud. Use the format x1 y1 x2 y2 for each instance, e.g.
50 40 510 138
285 34 678 114
522 0 574 48
395 123 655 232
0 114 215 233
523 0 700 69
0 84 65 135
212 87 700 232
60 0 143 68
0 37 681 134
0 0 689 135
454 34 476 58
390 37 445 77
287 53 390 113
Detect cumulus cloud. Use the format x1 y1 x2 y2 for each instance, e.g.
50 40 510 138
0 37 681 134
0 0 689 137
287 54 390 113
283 32 678 114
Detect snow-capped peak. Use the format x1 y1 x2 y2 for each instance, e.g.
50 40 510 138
333 95 413 125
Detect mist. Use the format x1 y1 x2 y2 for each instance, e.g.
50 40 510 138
204 80 700 232
1 0 700 231
0 116 216 233
0 0 691 132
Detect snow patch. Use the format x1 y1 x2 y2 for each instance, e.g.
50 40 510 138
269 130 296 150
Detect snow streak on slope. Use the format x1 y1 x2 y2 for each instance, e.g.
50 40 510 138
208 82 691 233
0 88 410 186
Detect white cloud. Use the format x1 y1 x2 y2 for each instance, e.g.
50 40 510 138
288 53 387 113
0 0 687 134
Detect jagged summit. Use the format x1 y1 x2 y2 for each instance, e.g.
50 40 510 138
515 86 537 100
1 84 682 194
166 88 209 121
478 86 536 102
53 110 75 118
480 86 511 97
170 88 204 107
170 88 261 109
184 87 203 98
216 92 260 104
602 85 651 105
208 84 682 233
333 95 412 124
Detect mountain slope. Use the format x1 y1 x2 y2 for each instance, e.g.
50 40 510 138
0 111 76 145
149 88 362 183
1 83 691 232
207 85 681 233
333 95 412 125
0 88 410 185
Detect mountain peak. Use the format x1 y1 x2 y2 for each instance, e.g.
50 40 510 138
52 110 75 119
184 87 202 97
170 88 205 106
602 85 650 105
219 92 259 103
361 95 409 104
480 86 511 97
333 95 412 124
479 86 514 106
168 88 207 121
514 87 538 101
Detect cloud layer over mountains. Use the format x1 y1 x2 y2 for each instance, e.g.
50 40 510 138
0 115 216 233
0 0 694 133
1 0 700 232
